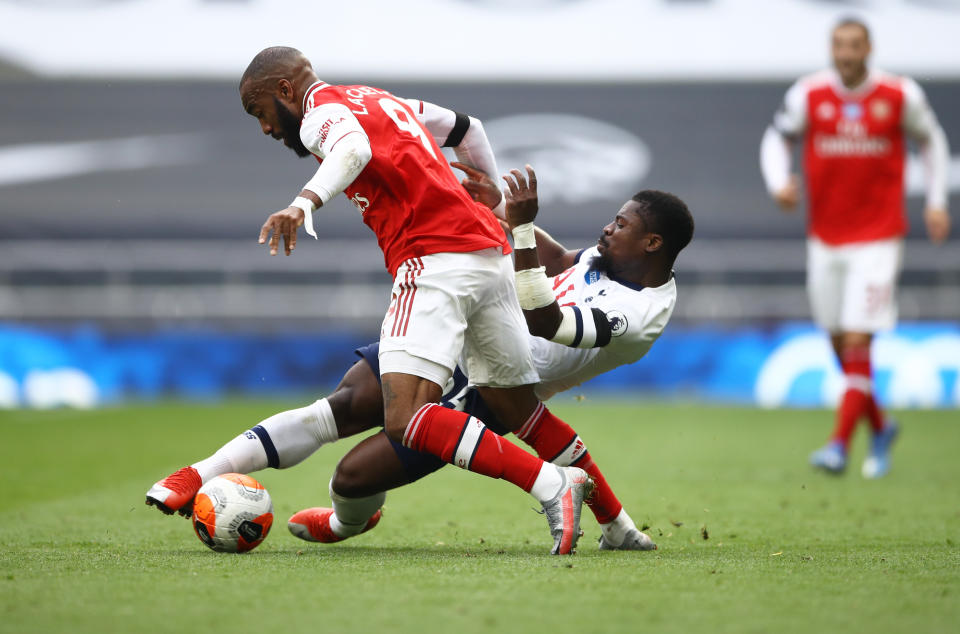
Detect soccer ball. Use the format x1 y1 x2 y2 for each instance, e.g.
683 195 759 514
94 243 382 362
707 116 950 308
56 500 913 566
192 473 274 553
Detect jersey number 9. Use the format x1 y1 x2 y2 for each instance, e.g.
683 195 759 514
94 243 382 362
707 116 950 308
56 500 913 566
378 98 438 160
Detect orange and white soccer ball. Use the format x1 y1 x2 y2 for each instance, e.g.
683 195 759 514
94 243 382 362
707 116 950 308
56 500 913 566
192 473 273 553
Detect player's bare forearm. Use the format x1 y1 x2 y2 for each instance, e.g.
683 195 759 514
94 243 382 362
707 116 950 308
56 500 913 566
535 227 578 276
502 166 565 338
522 304 563 340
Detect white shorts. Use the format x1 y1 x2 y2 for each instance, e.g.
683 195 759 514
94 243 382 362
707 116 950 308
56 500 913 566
378 248 540 389
806 237 903 334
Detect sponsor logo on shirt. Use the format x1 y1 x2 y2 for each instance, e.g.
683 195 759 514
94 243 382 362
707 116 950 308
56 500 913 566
814 134 891 157
350 192 370 214
318 117 346 145
606 310 628 337
585 270 601 285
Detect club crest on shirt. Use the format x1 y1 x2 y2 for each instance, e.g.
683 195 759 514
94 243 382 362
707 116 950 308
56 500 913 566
870 98 891 121
842 102 863 121
606 310 628 337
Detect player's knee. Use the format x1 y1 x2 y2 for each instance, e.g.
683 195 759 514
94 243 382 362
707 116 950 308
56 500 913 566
331 455 367 498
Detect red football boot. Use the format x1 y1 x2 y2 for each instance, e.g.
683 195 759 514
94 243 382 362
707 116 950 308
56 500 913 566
287 507 382 543
145 466 202 518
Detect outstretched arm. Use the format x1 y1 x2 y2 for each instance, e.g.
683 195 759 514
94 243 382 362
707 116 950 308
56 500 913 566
505 166 612 348
259 103 373 256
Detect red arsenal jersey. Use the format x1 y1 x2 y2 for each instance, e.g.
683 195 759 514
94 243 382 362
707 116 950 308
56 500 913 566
301 82 509 276
802 73 907 244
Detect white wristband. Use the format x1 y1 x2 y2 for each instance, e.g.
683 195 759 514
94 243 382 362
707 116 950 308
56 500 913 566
290 196 318 239
514 266 555 310
511 222 537 250
290 196 316 213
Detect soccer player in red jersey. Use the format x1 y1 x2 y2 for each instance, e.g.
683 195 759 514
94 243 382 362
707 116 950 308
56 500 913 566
147 164 693 552
151 46 603 553
760 18 950 478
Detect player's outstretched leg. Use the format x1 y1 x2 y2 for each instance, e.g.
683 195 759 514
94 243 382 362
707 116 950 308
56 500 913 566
146 398 340 517
399 401 593 554
515 403 655 551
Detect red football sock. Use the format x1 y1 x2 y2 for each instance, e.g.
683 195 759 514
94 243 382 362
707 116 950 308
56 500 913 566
403 403 541 492
515 403 623 525
864 392 886 433
830 345 873 449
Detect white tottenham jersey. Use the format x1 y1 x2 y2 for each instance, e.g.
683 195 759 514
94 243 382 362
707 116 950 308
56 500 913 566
530 246 677 401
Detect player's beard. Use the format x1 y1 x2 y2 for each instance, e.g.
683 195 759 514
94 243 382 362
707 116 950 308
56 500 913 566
274 97 312 158
592 236 615 277
589 249 614 278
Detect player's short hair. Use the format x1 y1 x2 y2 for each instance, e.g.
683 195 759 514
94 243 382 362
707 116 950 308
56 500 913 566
630 190 694 261
240 46 306 89
833 16 871 42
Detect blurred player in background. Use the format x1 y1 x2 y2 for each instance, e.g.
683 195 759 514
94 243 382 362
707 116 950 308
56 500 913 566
760 18 950 478
148 163 692 551
152 46 603 554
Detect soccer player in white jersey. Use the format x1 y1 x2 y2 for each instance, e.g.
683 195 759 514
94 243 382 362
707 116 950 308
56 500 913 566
148 164 693 551
759 18 950 478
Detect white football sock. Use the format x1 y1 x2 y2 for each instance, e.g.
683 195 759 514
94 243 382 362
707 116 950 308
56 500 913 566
191 398 339 482
191 431 265 483
599 508 638 548
328 479 386 538
529 463 564 503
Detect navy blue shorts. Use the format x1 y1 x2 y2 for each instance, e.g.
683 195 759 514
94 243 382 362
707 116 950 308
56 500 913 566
354 342 509 483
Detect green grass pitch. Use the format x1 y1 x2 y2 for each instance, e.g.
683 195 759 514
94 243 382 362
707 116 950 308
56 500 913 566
1 400 958 634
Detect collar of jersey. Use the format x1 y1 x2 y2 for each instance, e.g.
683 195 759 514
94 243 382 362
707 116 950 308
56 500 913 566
608 273 645 292
575 247 646 291
828 68 877 98
302 80 331 114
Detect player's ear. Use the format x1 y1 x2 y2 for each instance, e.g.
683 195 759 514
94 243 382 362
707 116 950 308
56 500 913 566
277 79 294 102
644 233 663 253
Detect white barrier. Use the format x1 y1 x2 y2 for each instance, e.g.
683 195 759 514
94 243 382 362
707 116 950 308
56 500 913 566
1 0 959 79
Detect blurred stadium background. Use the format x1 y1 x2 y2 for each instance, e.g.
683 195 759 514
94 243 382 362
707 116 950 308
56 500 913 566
0 0 957 409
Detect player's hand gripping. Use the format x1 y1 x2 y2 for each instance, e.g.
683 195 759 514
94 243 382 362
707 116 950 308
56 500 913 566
502 165 539 230
258 206 305 256
451 161 503 214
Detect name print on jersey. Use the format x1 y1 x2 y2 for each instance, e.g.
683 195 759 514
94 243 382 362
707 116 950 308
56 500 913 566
342 86 387 115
